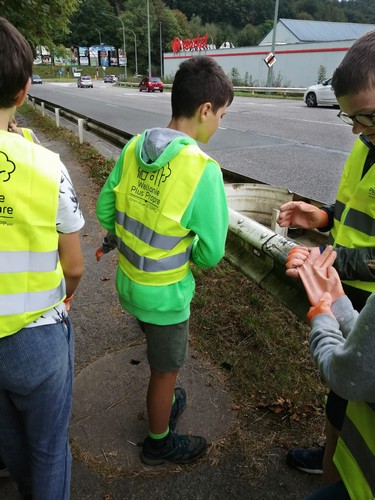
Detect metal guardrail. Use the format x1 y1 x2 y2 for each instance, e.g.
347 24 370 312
27 93 322 320
28 95 132 147
117 81 306 96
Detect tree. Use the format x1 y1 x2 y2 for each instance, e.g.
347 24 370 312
0 0 80 52
59 0 117 48
237 23 260 47
317 64 327 83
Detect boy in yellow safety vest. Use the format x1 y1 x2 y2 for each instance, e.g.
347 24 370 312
0 17 84 499
96 56 233 465
277 29 375 494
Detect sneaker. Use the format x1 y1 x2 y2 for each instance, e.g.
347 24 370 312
141 431 207 465
169 387 187 431
0 458 10 478
286 444 325 474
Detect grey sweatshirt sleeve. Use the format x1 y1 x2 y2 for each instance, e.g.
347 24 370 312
309 294 375 402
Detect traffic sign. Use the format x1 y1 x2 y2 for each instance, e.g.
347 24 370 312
264 52 276 67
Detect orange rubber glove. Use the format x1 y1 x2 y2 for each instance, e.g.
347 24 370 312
96 247 104 262
307 293 334 321
64 293 74 313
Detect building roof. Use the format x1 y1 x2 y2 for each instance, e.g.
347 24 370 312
278 18 375 42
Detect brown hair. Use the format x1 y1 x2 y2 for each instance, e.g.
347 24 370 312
0 17 34 108
171 56 234 118
332 29 375 98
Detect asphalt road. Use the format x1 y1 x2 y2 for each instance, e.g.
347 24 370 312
28 80 356 204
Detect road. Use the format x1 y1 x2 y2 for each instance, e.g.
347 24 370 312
28 80 356 204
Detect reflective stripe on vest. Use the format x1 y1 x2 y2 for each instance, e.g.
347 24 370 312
329 137 375 293
114 135 217 285
117 236 192 273
0 280 65 316
115 212 194 251
0 250 58 273
0 131 64 337
334 401 375 500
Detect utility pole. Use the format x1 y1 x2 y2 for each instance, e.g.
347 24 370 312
267 0 280 87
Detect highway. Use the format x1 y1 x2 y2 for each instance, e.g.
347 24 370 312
28 80 356 204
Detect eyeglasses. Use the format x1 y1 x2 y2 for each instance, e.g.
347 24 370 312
337 110 375 127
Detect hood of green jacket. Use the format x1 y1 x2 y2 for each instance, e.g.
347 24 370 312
135 127 196 172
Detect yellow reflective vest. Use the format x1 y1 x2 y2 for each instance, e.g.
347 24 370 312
334 401 375 500
0 132 65 337
114 136 215 286
329 137 375 293
21 128 33 142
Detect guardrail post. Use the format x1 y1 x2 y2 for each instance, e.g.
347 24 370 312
41 102 45 117
78 118 84 144
55 108 60 128
32 97 36 109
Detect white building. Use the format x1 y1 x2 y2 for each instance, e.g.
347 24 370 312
164 19 375 87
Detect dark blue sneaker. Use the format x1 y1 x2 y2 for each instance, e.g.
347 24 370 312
169 387 186 431
0 458 10 478
286 444 324 474
141 431 207 465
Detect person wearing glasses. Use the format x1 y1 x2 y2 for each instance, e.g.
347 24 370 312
277 29 375 490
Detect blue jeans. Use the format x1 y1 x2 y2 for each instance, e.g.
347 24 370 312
305 480 350 500
0 320 74 499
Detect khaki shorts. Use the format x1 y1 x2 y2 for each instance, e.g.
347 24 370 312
138 320 189 372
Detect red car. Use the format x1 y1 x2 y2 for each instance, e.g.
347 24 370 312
139 77 164 93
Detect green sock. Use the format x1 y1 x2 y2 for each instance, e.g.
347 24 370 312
149 428 169 440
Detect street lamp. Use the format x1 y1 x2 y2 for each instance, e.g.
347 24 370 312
159 22 163 78
126 29 138 77
147 0 151 77
96 28 102 45
102 12 127 80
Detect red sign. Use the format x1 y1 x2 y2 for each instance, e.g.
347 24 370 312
171 34 209 53
264 52 276 67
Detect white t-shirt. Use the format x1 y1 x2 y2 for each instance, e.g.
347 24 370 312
25 161 85 328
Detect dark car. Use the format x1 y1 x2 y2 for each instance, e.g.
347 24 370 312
77 76 93 88
139 77 164 93
31 74 42 84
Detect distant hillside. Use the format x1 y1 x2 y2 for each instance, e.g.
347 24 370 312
163 0 375 29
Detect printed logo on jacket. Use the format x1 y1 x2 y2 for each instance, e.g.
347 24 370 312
0 151 15 225
130 165 172 211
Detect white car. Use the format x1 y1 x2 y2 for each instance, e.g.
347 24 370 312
77 76 93 88
304 78 338 107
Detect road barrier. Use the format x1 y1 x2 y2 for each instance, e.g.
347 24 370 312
116 81 306 97
27 93 327 320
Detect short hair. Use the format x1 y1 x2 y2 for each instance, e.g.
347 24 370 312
0 17 34 108
332 29 375 98
171 56 234 118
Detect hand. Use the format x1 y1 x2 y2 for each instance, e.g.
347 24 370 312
298 246 345 306
307 292 334 321
277 201 328 229
64 293 74 313
96 247 104 262
285 246 321 278
286 246 310 278
8 118 22 136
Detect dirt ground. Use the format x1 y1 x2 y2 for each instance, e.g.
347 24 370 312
0 118 325 499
